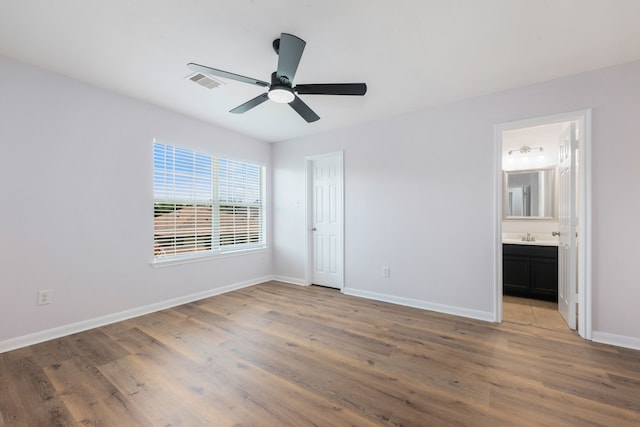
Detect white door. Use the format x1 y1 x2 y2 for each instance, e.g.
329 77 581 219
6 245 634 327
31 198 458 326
311 153 343 289
557 122 577 329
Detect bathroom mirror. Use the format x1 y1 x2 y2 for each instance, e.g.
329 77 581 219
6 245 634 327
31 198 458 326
504 168 556 220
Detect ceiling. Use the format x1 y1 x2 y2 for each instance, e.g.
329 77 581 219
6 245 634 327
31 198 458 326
1 1 639 143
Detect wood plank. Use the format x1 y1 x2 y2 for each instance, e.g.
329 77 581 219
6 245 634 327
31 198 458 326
0 350 75 426
43 356 151 427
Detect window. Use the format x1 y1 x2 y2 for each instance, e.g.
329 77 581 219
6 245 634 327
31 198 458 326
153 141 265 261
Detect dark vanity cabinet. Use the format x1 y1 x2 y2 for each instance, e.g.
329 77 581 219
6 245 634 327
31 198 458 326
503 244 558 301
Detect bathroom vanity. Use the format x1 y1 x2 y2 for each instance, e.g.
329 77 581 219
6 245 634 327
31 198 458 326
503 243 558 301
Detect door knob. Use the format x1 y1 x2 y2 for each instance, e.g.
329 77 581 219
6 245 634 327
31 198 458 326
552 231 560 236
311 227 317 231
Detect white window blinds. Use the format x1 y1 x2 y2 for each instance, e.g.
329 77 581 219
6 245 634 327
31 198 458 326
153 141 265 260
217 158 264 247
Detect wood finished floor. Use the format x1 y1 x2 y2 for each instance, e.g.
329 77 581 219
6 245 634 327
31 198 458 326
1 281 640 426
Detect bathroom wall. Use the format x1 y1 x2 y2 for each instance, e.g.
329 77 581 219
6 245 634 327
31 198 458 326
502 219 558 240
501 122 567 239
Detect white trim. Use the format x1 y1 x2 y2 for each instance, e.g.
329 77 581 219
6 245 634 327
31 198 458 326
592 331 640 351
305 158 313 285
151 247 269 268
0 276 271 354
493 124 504 323
271 275 308 286
578 110 593 340
343 288 495 323
305 151 345 290
494 109 592 339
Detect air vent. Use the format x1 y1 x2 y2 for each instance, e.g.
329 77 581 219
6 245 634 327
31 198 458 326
187 72 225 89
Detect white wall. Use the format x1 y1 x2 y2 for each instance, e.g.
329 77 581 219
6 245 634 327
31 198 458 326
273 60 640 347
2 53 639 351
274 102 499 320
0 55 272 350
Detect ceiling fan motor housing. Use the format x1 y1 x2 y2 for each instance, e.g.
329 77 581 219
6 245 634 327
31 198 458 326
268 71 295 103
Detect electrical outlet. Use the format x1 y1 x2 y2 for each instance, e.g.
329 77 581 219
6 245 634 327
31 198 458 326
383 267 390 278
37 289 52 305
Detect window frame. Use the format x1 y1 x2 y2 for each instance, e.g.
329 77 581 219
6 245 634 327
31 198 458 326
152 140 266 266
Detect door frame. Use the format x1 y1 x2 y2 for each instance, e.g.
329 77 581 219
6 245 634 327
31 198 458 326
494 109 592 339
304 151 345 290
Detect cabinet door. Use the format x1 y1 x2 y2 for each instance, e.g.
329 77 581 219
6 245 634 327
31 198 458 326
503 255 530 295
531 257 558 300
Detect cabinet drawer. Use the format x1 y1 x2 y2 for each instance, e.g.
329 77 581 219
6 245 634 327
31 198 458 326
503 244 557 258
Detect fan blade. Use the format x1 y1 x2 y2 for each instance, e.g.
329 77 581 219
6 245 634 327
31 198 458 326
276 33 306 83
295 83 367 96
289 95 320 123
230 93 269 114
187 63 269 87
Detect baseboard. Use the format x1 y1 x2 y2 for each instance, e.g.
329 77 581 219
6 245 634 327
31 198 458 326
0 276 271 354
342 288 495 323
17 279 636 353
270 275 307 286
592 331 640 351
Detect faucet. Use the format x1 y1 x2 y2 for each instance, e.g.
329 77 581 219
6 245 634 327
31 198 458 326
521 233 536 242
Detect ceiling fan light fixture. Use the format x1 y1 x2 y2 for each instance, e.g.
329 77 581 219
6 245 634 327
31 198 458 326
268 87 295 104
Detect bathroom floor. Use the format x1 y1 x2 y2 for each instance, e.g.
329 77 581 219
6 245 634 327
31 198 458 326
503 295 571 332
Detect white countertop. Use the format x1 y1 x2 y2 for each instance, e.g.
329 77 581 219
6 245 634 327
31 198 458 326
502 233 559 246
502 238 558 246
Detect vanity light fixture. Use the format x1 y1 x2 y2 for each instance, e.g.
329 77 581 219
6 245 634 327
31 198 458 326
507 146 544 156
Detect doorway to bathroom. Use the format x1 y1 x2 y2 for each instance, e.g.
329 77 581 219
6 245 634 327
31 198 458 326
494 110 592 340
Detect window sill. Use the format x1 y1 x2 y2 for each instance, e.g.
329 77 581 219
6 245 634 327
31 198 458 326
151 247 268 268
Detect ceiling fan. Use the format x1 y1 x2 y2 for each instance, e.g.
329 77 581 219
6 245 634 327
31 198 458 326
187 33 367 123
